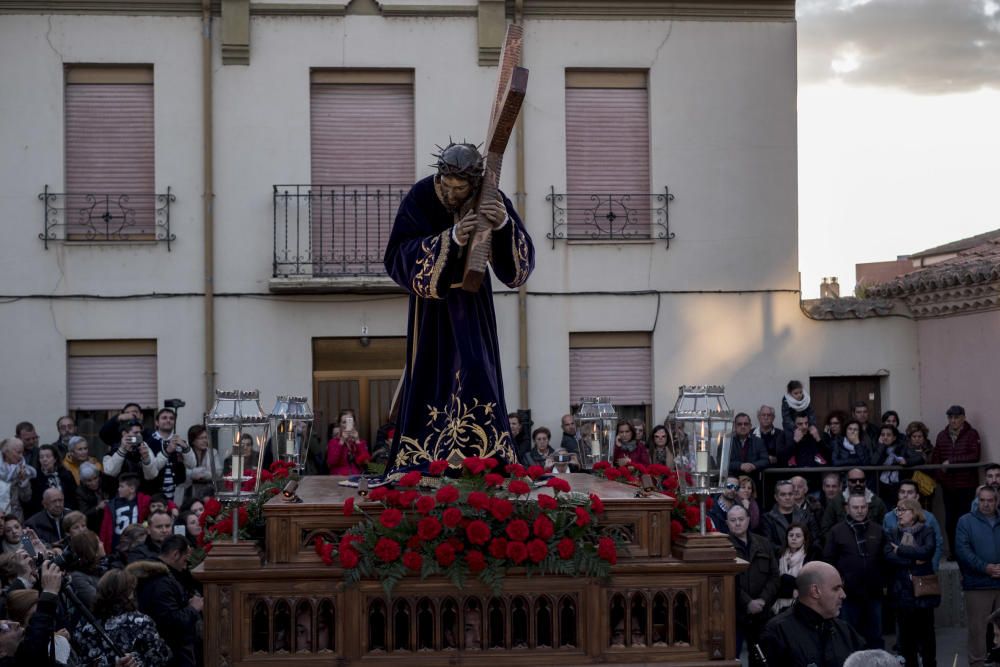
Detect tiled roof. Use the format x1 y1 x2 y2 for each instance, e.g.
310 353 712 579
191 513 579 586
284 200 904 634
909 228 1000 259
869 239 1000 297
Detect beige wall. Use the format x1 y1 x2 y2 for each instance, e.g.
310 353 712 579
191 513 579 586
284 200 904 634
918 310 1000 466
0 11 922 446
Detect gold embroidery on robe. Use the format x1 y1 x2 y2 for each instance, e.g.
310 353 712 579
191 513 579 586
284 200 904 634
395 371 515 469
412 229 451 299
511 224 531 286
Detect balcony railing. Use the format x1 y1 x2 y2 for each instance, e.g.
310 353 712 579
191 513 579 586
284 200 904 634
39 186 175 250
545 187 675 248
273 184 409 278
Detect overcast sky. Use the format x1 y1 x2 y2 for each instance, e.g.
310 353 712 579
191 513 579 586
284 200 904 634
797 0 1000 297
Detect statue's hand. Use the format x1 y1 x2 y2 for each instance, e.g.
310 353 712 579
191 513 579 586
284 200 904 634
479 198 507 229
454 211 478 246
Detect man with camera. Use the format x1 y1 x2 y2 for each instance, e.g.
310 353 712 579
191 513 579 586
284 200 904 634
103 422 158 493
144 407 195 503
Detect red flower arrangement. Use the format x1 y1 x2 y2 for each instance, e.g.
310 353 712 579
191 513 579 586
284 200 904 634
591 461 716 537
313 457 619 595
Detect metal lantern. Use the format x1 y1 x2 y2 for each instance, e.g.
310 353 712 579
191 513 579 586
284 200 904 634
574 396 618 469
269 395 313 474
204 389 271 502
669 385 733 533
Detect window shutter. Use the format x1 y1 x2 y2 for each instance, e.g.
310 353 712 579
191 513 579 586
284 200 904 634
67 341 157 410
569 347 652 406
565 76 650 237
65 68 155 235
310 77 414 273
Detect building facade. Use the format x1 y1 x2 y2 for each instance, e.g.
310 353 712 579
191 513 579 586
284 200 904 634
1 0 937 458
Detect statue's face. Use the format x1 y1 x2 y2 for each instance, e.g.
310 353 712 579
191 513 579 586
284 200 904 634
438 175 473 210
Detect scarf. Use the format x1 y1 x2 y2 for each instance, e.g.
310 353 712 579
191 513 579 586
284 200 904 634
880 446 900 485
898 524 917 547
619 440 637 453
846 517 869 557
784 391 811 412
772 547 807 613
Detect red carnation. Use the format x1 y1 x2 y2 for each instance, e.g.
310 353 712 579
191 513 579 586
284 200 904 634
526 538 548 563
380 508 403 529
593 461 611 472
417 517 443 541
384 490 401 507
436 485 460 504
546 477 571 493
407 535 422 549
574 507 591 527
684 505 700 528
488 498 514 522
369 486 388 502
466 519 491 545
447 536 465 552
505 463 526 477
632 463 648 475
214 517 233 535
442 507 463 528
507 480 531 496
483 458 499 470
648 464 670 477
203 496 222 518
506 519 530 542
434 542 457 567
588 494 605 514
670 519 684 538
505 540 528 564
597 536 618 564
537 494 558 510
399 490 420 507
526 465 545 480
467 491 490 510
463 457 487 475
375 537 401 562
557 537 576 559
488 537 508 559
320 543 335 566
340 533 362 549
466 549 487 573
428 460 449 476
484 473 505 488
313 537 325 556
340 547 359 569
415 495 436 515
268 486 281 495
402 550 423 572
398 471 422 487
532 515 555 540
605 469 622 481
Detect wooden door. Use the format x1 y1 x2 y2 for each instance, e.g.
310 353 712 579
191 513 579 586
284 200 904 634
809 376 882 427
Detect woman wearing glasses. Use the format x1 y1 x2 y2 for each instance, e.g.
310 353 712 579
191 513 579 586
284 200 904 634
884 499 939 667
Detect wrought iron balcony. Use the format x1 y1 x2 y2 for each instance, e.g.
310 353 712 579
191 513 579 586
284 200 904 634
273 184 409 279
38 186 175 250
545 187 675 248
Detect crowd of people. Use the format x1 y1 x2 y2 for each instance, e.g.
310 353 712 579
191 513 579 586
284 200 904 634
1 381 997 666
0 407 206 665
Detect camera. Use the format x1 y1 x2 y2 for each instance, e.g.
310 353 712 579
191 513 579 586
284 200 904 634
164 398 185 409
125 434 143 447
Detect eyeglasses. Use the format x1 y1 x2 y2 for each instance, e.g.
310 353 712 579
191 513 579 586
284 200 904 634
724 483 740 490
848 478 866 484
894 508 913 515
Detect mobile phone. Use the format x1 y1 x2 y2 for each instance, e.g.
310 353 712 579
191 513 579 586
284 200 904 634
20 535 36 558
344 415 355 431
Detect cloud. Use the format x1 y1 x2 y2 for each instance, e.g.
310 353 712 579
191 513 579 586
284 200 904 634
798 0 1000 93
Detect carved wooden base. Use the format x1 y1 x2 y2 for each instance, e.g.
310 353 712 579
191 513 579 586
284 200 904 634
201 540 262 570
670 532 738 562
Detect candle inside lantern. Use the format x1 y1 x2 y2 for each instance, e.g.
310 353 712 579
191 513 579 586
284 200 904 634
696 423 709 472
232 451 244 481
286 422 296 457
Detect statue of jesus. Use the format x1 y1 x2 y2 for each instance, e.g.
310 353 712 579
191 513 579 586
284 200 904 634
382 142 534 476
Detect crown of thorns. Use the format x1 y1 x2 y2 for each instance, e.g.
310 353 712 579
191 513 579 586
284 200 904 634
432 141 485 182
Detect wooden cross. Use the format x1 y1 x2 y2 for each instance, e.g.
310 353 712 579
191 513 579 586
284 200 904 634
461 24 529 292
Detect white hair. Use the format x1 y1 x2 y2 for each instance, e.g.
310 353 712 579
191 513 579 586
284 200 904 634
844 650 898 667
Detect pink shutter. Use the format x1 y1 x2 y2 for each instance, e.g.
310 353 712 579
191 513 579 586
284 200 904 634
67 356 158 410
310 83 414 274
565 87 650 237
65 82 155 236
569 347 652 405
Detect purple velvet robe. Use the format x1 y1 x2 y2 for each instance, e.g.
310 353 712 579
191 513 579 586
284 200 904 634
382 176 534 476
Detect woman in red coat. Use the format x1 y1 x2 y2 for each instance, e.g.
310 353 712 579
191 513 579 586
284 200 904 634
612 420 650 466
326 410 370 475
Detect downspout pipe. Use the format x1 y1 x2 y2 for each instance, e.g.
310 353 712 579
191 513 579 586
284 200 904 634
514 0 529 411
202 0 216 408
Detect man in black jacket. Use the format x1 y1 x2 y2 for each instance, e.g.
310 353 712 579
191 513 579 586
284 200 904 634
728 413 769 477
759 561 865 666
727 504 779 655
760 480 819 555
23 488 68 547
131 535 203 666
823 493 886 650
